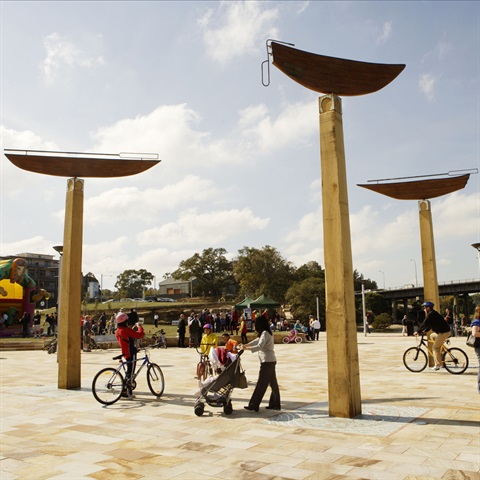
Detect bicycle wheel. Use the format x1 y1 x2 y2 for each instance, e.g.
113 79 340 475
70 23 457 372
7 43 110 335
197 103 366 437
92 368 125 405
403 347 428 372
147 363 165 397
443 347 469 374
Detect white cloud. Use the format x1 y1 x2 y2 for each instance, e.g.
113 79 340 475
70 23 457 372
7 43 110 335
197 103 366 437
90 104 243 170
199 1 279 64
419 73 436 101
296 1 310 14
42 32 104 83
139 208 269 247
239 99 317 152
78 175 218 224
377 21 392 44
0 236 55 257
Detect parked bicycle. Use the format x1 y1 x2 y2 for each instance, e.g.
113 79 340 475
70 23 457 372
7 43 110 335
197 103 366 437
43 337 57 354
92 347 165 405
403 333 469 374
150 329 168 349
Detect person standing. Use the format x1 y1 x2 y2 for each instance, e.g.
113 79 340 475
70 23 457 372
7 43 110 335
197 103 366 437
312 317 321 340
83 316 93 352
241 314 281 412
153 312 159 329
127 308 139 327
240 315 248 344
401 315 408 336
177 313 186 348
115 312 144 398
416 301 451 370
445 308 455 337
470 305 480 393
32 311 42 337
189 313 201 348
21 312 31 338
45 313 55 336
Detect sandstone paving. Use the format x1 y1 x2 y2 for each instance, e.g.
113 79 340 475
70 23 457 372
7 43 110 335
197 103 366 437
1 332 479 479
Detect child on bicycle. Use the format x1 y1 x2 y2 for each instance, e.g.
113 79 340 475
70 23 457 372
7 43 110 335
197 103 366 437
115 312 145 398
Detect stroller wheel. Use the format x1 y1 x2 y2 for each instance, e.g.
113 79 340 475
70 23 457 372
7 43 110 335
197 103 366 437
194 402 205 417
223 400 233 415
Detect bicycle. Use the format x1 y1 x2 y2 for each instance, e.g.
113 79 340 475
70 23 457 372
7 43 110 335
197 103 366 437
403 333 469 374
150 329 168 349
91 347 165 405
43 337 57 354
195 344 215 381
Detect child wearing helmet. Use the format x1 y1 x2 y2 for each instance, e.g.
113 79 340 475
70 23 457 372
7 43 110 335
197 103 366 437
199 324 218 356
115 312 144 397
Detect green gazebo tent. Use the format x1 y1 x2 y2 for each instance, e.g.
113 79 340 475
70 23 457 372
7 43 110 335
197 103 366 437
250 294 281 309
234 296 255 310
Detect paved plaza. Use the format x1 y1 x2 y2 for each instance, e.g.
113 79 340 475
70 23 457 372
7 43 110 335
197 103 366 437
1 332 479 480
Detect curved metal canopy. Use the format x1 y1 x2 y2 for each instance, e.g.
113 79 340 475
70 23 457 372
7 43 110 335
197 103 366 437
270 41 405 96
4 149 160 178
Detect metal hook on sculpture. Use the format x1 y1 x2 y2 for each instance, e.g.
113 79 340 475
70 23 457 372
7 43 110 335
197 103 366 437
261 39 295 87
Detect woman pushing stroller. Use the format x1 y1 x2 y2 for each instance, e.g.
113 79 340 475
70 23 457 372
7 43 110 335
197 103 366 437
239 314 281 412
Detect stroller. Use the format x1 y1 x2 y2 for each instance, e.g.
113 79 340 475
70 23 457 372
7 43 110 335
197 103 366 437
194 349 247 416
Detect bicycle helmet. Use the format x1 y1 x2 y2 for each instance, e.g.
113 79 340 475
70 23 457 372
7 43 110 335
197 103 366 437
116 312 128 324
422 301 434 308
203 323 212 330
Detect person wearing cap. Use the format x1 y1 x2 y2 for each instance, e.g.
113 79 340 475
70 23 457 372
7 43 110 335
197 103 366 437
115 312 144 397
199 323 217 356
415 301 451 370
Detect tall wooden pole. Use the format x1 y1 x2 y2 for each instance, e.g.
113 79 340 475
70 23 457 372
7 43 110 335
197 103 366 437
418 200 439 367
418 200 440 307
58 178 84 389
319 94 362 418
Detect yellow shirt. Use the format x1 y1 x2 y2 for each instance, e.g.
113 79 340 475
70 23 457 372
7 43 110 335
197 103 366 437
200 332 218 355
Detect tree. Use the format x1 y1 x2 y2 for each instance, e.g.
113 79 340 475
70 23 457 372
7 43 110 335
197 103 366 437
353 270 378 291
115 269 154 299
171 248 235 297
295 261 325 282
285 277 326 323
233 246 296 302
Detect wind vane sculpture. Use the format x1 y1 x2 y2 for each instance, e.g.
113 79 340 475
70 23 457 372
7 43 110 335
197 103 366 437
4 149 160 389
358 168 476 352
263 40 405 418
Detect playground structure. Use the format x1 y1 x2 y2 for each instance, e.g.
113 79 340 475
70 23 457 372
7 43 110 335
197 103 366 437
0 257 50 336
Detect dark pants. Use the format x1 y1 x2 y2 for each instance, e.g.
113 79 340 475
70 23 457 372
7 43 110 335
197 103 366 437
178 332 185 347
125 355 137 392
241 332 248 344
248 361 281 409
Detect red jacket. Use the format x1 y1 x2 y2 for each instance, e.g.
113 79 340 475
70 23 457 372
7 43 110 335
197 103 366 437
115 324 144 358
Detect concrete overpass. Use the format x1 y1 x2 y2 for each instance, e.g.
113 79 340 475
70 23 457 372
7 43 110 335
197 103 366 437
359 278 480 323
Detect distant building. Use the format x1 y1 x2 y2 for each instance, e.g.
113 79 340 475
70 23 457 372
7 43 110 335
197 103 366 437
157 278 195 299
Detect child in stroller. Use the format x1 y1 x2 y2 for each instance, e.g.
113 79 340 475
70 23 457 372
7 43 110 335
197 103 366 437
194 349 247 416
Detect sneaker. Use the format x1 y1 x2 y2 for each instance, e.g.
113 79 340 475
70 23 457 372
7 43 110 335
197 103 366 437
431 366 441 371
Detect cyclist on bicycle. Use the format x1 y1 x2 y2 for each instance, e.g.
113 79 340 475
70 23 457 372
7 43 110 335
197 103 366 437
415 301 451 370
115 312 145 397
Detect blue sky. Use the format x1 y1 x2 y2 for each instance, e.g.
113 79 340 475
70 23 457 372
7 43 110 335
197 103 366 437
1 1 479 292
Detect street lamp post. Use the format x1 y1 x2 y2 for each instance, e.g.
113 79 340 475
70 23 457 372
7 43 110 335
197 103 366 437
379 270 385 289
410 259 418 287
472 243 480 277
